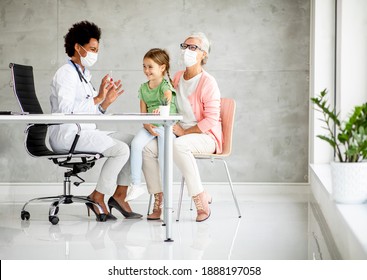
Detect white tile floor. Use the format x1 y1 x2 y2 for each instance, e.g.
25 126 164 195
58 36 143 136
0 184 314 260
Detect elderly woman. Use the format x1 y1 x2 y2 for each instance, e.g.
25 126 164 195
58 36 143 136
142 32 222 222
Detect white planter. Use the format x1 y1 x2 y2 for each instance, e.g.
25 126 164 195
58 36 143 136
330 161 367 204
159 105 170 117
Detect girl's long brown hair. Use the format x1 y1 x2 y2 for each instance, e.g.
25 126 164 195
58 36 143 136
144 48 173 86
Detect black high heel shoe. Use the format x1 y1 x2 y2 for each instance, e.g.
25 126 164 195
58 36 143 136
85 202 107 222
108 197 142 219
106 213 117 221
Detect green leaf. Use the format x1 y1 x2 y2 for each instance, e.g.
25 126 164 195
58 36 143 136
317 135 336 148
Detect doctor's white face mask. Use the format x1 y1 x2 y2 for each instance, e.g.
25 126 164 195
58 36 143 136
181 49 197 67
78 45 98 67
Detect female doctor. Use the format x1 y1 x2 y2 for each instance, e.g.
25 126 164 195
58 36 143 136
49 21 142 221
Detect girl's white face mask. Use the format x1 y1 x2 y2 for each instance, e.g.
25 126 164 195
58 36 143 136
78 45 98 67
181 49 197 67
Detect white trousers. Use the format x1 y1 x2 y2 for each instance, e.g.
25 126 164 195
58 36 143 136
142 133 215 197
96 133 133 195
130 126 165 185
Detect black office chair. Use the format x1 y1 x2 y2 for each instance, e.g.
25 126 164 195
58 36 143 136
9 63 106 225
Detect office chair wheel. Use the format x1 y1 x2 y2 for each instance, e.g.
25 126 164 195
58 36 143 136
21 210 30 221
49 215 59 225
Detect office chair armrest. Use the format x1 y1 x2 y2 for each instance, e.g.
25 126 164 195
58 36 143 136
52 123 81 164
67 123 82 155
44 123 81 155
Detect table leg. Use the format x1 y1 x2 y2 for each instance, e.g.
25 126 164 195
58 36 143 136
163 121 174 242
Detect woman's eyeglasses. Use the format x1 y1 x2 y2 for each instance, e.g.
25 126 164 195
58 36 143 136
180 43 203 52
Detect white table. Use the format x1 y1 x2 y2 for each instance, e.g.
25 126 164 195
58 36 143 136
0 113 182 242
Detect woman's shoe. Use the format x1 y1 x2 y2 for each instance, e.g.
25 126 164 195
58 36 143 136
193 192 211 222
106 213 117 221
85 202 107 222
108 196 142 219
147 192 163 220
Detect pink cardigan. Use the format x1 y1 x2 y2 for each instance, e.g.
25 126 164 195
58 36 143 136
173 70 223 153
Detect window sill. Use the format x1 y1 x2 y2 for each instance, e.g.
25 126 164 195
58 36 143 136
310 164 367 259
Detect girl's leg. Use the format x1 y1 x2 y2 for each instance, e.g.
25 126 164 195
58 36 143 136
127 128 156 201
130 128 156 185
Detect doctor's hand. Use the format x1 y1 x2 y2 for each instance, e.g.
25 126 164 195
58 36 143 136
95 74 112 104
100 80 125 110
105 79 124 102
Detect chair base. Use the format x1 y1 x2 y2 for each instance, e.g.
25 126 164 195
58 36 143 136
20 195 104 225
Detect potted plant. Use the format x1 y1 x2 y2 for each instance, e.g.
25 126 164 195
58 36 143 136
159 96 170 117
311 89 367 203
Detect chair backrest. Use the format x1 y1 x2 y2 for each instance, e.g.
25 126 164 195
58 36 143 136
9 63 53 157
220 98 236 156
25 124 55 157
9 63 43 114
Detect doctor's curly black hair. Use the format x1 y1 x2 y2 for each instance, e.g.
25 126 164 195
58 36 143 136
64 21 101 57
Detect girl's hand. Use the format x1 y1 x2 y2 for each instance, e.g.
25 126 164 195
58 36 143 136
173 123 185 136
152 108 160 114
144 123 159 136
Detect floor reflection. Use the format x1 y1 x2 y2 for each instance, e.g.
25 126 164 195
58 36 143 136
0 195 310 260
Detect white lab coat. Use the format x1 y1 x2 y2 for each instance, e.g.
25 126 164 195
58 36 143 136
49 60 115 153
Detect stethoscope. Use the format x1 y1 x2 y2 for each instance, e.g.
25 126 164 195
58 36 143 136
70 60 96 99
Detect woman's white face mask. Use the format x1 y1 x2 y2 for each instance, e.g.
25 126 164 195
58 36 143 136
78 45 98 67
181 49 197 67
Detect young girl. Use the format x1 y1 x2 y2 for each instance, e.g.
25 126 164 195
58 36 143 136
125 48 177 202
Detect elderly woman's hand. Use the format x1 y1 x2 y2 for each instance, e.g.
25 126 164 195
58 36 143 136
173 123 185 136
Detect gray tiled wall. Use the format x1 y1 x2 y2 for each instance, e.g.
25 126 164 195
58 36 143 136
0 0 310 183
